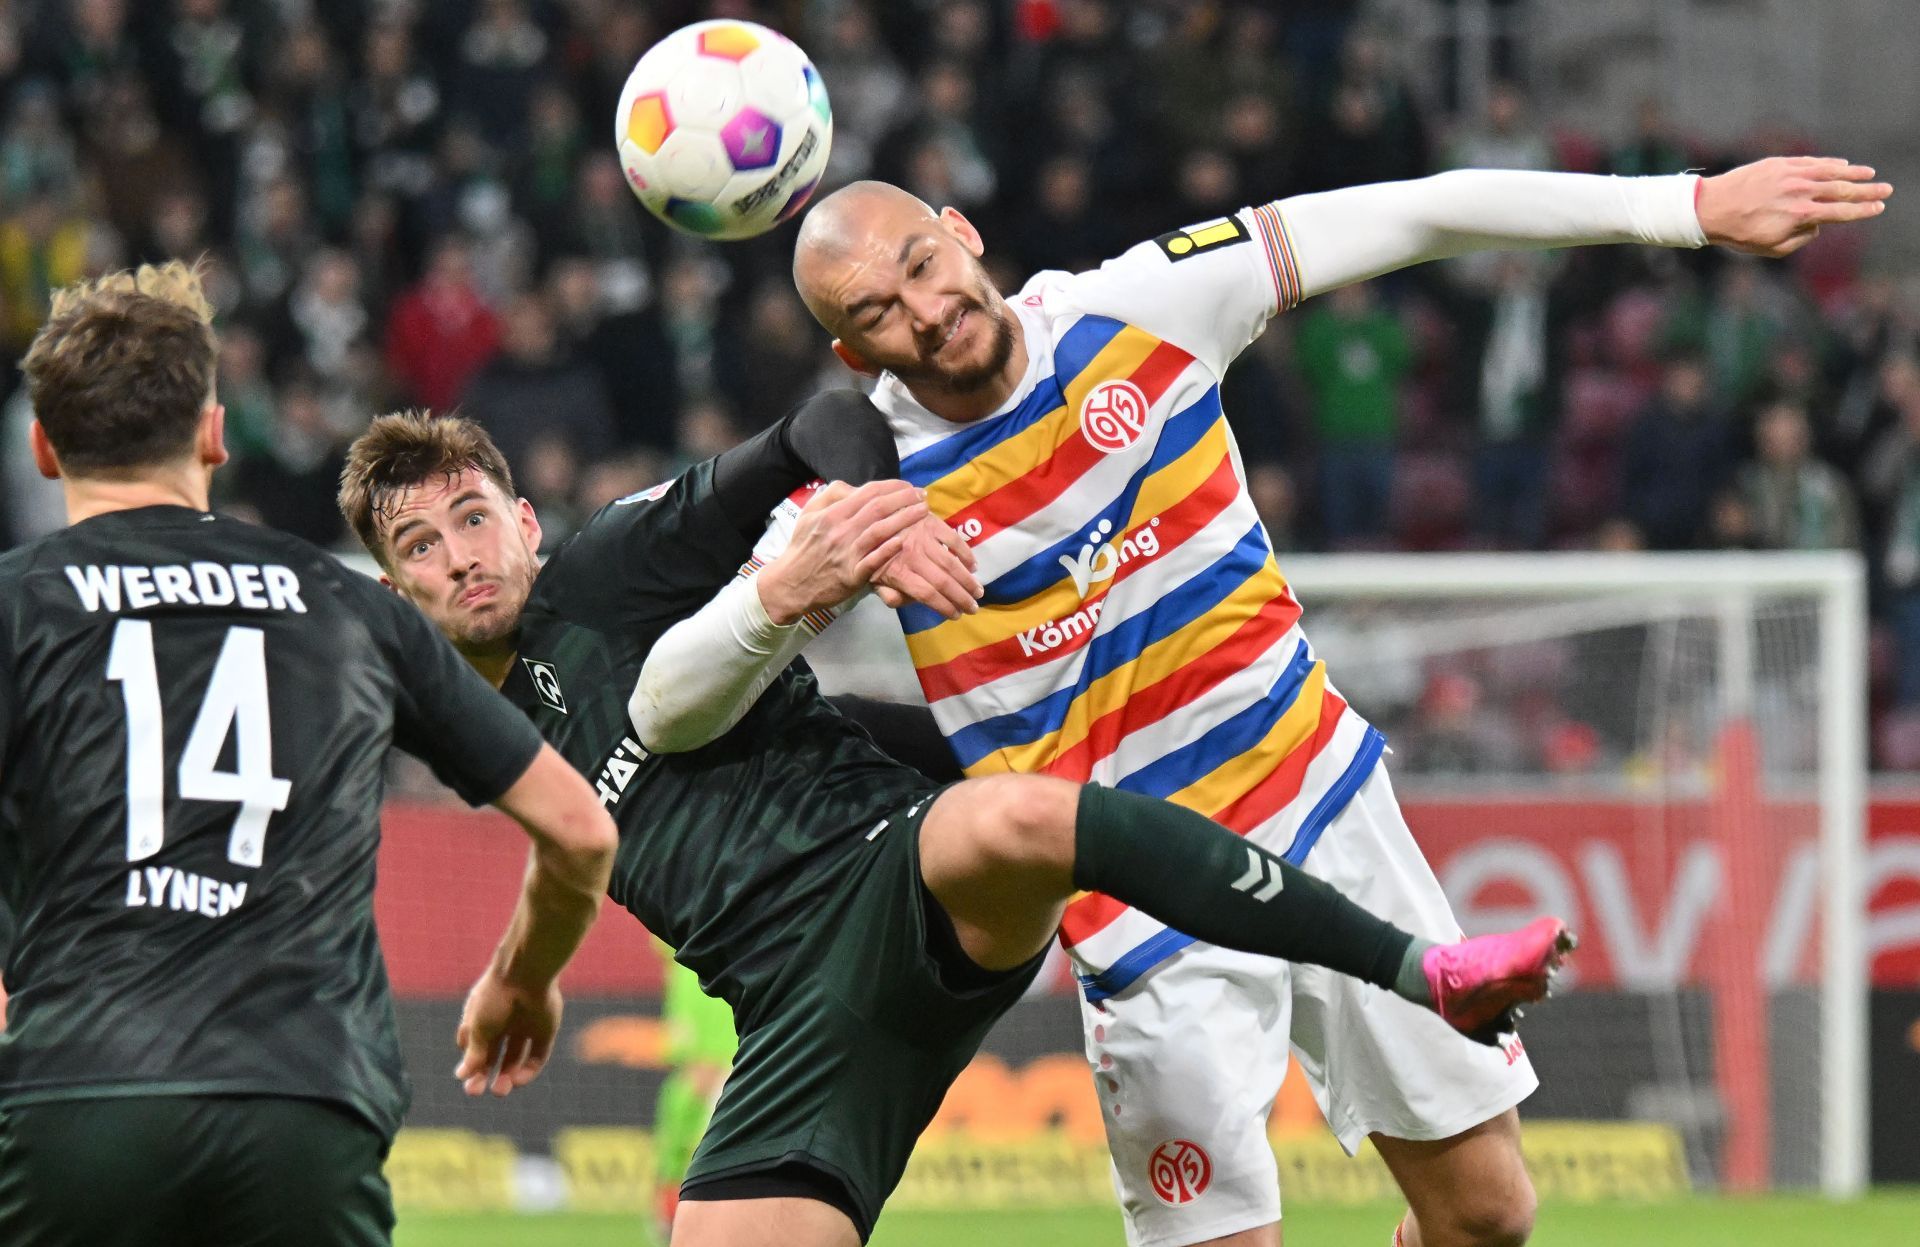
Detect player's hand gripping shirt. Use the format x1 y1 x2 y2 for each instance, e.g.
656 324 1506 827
873 210 1388 1001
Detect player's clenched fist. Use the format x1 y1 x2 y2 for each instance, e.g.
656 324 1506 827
455 967 563 1098
1698 156 1892 258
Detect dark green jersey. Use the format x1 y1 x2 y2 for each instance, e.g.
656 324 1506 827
0 506 543 1138
500 459 935 1024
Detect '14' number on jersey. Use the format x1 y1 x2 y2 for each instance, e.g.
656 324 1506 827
106 619 292 868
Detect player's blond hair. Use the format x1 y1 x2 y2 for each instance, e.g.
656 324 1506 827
21 260 220 476
338 411 519 567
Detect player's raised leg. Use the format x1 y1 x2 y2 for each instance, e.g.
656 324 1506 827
915 773 1571 1038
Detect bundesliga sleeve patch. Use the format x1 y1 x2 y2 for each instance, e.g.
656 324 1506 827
1153 216 1251 262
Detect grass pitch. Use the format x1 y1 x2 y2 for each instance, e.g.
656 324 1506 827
397 1192 1920 1246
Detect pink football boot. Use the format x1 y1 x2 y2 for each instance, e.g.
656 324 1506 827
1422 916 1576 1045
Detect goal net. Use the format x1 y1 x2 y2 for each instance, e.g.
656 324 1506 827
367 550 1868 1214
1265 552 1869 1197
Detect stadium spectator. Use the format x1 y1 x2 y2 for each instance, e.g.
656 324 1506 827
716 278 831 435
1445 78 1552 173
0 183 88 355
270 21 354 238
1295 28 1428 193
545 255 679 454
384 233 500 412
1464 254 1564 548
877 59 997 212
26 0 141 129
1737 399 1859 550
1010 153 1108 276
227 371 351 548
350 19 441 207
82 71 192 246
212 321 276 464
555 151 651 314
1610 97 1695 178
263 248 370 390
812 2 910 187
1882 451 1920 705
1293 281 1411 546
452 0 548 152
0 80 75 202
1619 352 1734 548
459 290 614 475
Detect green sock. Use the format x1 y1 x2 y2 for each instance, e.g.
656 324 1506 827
1073 784 1417 996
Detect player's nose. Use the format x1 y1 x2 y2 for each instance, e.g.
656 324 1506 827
903 289 948 334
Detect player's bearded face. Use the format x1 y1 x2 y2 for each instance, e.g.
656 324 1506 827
843 244 1013 395
381 471 541 654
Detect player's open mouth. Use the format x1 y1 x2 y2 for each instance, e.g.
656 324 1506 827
937 310 967 352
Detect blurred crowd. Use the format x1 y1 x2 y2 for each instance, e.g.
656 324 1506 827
1 0 1917 768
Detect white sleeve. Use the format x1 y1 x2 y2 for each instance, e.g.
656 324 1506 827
625 493 859 753
1066 211 1284 377
1282 169 1706 300
1067 170 1703 377
627 573 816 753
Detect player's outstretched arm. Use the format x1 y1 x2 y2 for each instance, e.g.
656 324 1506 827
1279 158 1890 301
455 743 617 1098
630 480 938 753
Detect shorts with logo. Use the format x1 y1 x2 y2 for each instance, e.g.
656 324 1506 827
683 788 1045 1241
1083 762 1538 1247
0 1094 394 1247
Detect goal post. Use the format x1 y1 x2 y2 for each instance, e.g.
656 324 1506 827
1272 551 1869 1197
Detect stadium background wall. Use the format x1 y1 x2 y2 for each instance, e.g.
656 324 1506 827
375 794 1920 1195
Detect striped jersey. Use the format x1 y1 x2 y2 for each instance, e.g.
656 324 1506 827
870 206 1388 1000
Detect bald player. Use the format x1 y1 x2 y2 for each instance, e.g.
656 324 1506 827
780 159 1890 1247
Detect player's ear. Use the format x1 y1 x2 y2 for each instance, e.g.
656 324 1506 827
198 401 230 470
28 419 62 480
939 206 984 258
516 497 543 552
832 339 880 377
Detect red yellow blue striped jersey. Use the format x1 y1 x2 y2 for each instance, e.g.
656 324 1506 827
871 206 1388 1000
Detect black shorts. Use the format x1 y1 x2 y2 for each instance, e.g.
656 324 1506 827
0 1094 393 1247
681 788 1044 1241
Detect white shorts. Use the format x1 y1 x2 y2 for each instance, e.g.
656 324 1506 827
1079 763 1538 1247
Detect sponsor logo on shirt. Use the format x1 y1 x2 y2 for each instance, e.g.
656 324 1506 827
1057 517 1163 598
522 658 568 714
1080 379 1151 454
1017 600 1104 659
593 734 650 807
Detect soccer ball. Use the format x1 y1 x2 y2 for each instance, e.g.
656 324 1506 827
614 20 833 241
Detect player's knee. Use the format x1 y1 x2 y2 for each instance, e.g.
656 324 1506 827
1430 1174 1536 1247
959 775 1078 884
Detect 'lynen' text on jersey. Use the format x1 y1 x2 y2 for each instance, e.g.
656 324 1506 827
124 864 249 918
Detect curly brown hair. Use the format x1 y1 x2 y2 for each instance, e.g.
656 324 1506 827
20 260 219 476
338 410 517 566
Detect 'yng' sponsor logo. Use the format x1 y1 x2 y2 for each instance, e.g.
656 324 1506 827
1058 517 1162 598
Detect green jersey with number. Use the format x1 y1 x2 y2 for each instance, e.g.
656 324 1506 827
0 507 543 1139
497 460 936 1025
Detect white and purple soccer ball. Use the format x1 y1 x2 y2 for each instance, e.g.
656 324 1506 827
614 20 833 241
